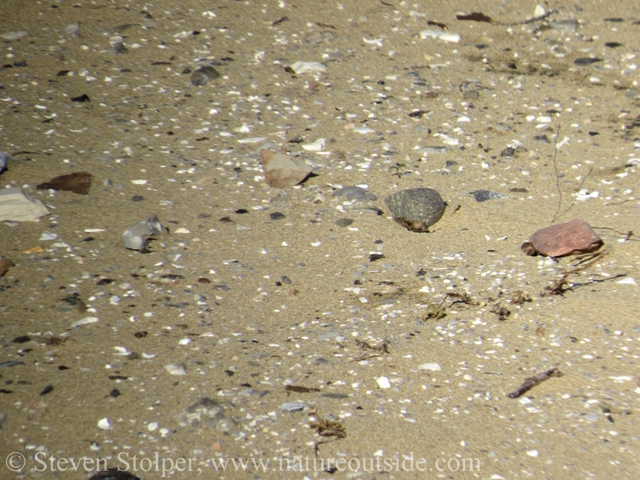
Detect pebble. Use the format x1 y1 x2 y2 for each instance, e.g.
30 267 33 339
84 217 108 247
0 187 49 222
384 188 446 232
280 401 306 412
522 219 603 258
164 363 187 375
122 214 163 250
190 66 220 86
335 218 354 228
471 190 507 202
332 186 377 202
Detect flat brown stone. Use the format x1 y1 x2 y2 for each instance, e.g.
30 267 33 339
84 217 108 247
522 218 603 257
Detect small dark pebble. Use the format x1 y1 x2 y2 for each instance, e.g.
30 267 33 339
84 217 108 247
533 134 550 143
235 208 249 214
131 195 144 202
56 70 70 76
82 237 95 242
471 190 504 202
281 276 292 284
369 253 385 262
198 277 211 284
161 274 184 280
13 60 27 67
40 385 54 396
96 278 114 285
574 58 602 66
509 187 528 193
87 468 142 480
270 212 286 221
58 365 70 370
109 388 122 398
335 218 354 228
603 17 624 22
12 335 31 344
374 239 384 244
134 331 148 338
220 216 233 223
604 42 623 48
588 131 600 136
71 94 91 102
288 136 304 143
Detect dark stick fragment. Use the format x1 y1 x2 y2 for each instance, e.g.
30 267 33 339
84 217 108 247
507 367 563 398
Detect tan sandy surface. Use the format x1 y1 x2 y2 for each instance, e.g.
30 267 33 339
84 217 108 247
1 1 640 479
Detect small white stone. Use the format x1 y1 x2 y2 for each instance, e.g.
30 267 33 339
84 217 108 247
617 277 637 285
174 227 190 234
97 418 111 430
418 362 442 372
178 338 191 345
131 179 148 185
147 422 159 432
164 363 187 375
527 449 539 457
377 376 391 389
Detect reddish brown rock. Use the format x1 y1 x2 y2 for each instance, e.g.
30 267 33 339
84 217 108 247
521 219 603 257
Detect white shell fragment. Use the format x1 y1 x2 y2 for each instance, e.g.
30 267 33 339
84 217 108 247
0 187 49 222
289 61 327 74
70 317 99 327
164 363 187 375
122 214 163 250
420 30 460 43
418 363 442 372
302 138 326 151
377 376 391 389
97 418 112 430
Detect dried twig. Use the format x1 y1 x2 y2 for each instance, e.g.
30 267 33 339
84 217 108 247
507 367 563 398
544 251 605 295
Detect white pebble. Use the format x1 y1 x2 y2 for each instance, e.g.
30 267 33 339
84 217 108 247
418 362 442 372
97 418 111 430
377 376 391 389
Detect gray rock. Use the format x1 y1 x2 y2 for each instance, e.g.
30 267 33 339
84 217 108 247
191 66 220 86
384 188 445 232
122 214 163 250
332 186 377 202
335 218 354 228
280 401 305 412
471 190 507 202
0 151 8 174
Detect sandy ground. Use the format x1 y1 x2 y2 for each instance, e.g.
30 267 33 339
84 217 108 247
1 0 640 478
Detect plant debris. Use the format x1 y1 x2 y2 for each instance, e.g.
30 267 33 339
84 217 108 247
507 368 563 398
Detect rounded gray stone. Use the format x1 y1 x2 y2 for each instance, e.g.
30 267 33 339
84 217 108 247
384 188 445 232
